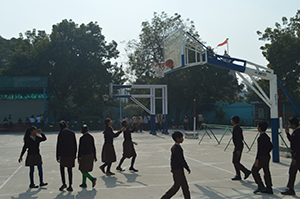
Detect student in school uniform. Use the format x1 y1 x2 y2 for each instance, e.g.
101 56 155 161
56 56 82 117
78 124 97 188
251 121 273 194
231 116 251 181
56 120 77 192
281 117 300 195
18 126 48 188
161 131 191 199
116 120 139 172
99 118 125 176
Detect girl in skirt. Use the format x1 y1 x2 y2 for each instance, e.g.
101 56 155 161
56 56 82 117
116 120 139 172
100 118 125 176
19 126 47 188
78 124 97 188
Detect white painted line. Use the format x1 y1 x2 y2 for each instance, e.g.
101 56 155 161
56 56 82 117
185 156 235 175
0 165 22 190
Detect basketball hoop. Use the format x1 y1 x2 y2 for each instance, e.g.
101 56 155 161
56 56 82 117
152 59 174 78
102 95 110 101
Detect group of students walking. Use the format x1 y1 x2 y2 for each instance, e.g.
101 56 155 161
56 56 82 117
160 116 300 198
18 118 139 191
18 114 300 197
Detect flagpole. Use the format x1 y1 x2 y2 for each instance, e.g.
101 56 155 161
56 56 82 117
227 38 229 54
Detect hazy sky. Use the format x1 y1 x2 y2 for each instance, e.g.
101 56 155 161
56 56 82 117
1 0 299 68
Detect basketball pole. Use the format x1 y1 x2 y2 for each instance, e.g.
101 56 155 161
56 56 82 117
193 99 196 138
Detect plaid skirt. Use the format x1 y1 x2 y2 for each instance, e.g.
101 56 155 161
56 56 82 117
60 156 75 168
101 143 116 163
79 154 94 172
25 154 42 166
123 141 136 158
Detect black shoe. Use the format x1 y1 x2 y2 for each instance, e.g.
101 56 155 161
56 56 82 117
253 187 265 194
116 166 125 172
261 188 273 194
29 184 39 188
129 167 138 172
67 186 73 192
244 171 251 180
91 178 97 188
106 171 115 176
231 176 241 181
281 188 295 195
40 182 48 187
99 165 105 174
59 184 67 191
79 183 87 188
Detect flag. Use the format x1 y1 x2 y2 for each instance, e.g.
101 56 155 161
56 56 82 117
217 38 228 47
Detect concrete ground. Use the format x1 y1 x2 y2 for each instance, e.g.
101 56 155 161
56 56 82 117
0 128 299 199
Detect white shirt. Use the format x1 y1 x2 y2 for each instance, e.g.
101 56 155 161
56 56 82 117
29 118 36 123
36 117 41 123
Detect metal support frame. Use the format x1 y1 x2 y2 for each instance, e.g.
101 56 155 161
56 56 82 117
163 29 280 162
109 84 168 135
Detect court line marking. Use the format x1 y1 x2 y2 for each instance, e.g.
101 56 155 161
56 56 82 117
0 165 22 190
185 156 235 175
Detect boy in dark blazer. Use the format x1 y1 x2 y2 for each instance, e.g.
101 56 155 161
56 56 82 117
231 116 251 180
161 131 191 199
252 121 273 194
282 117 300 195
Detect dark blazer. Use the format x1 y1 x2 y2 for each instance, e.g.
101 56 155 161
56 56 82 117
287 127 300 160
20 133 47 157
256 132 273 159
232 124 244 151
123 127 136 142
78 133 96 159
170 143 190 172
56 128 77 160
104 126 122 144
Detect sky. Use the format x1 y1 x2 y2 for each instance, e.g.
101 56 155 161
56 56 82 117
1 0 299 70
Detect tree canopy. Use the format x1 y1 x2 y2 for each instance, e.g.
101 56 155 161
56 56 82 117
0 19 125 121
257 10 300 100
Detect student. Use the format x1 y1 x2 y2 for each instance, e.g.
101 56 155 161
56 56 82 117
251 121 273 194
183 115 188 130
231 116 251 180
281 117 300 195
116 120 139 172
78 124 97 188
3 117 8 128
56 120 77 192
18 126 47 188
99 118 125 176
161 131 191 199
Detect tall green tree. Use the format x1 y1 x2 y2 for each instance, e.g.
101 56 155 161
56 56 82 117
257 10 300 100
2 19 124 121
126 12 242 123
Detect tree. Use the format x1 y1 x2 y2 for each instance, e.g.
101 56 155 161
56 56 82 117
2 19 124 121
126 12 242 124
257 10 300 100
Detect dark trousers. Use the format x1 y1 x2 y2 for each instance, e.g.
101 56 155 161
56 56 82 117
232 150 249 177
287 158 300 189
251 156 272 188
60 166 73 186
29 164 43 185
161 169 190 199
183 123 188 130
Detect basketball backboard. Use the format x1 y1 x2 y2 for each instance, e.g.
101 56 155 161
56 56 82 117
163 29 208 74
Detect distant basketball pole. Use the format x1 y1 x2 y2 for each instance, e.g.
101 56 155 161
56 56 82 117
193 99 196 138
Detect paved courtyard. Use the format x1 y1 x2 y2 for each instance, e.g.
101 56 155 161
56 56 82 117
0 128 299 198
